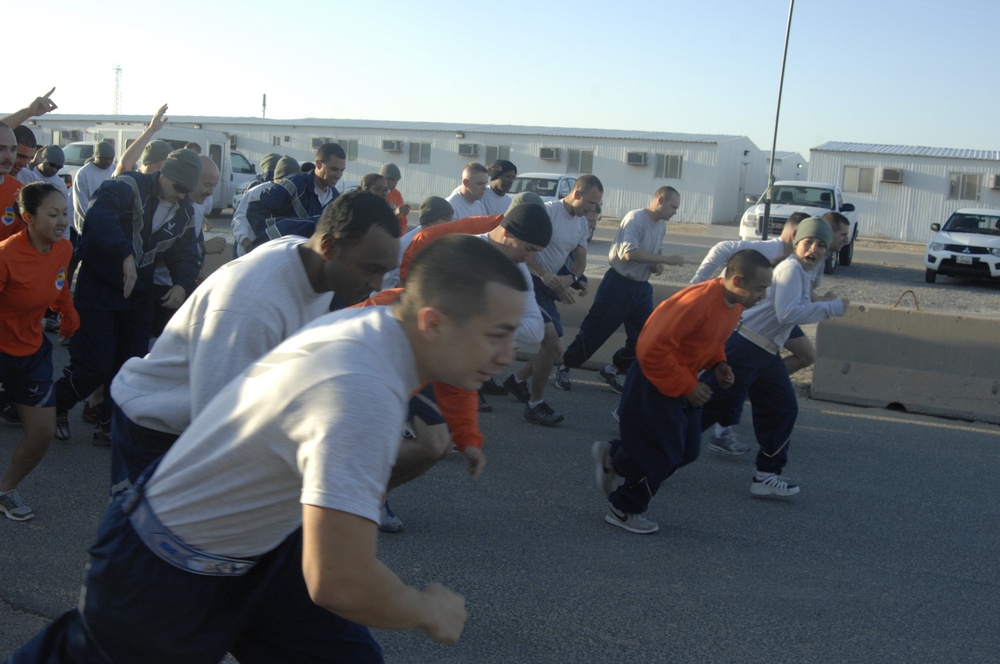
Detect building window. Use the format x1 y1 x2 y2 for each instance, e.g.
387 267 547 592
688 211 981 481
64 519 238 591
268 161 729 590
567 149 594 174
409 142 431 165
655 154 683 179
337 139 359 161
485 145 511 163
843 166 875 193
949 173 981 201
272 136 282 146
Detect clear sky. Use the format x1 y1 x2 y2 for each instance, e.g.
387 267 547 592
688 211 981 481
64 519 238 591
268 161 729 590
6 0 997 159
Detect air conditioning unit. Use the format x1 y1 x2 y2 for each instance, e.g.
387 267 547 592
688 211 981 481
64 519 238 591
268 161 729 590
458 143 479 156
311 137 330 149
382 140 404 152
880 168 903 184
627 151 648 166
540 147 560 161
990 174 1000 189
284 136 291 143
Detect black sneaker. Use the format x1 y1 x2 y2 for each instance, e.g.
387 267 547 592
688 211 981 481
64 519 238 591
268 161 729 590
503 375 531 403
0 403 20 425
92 424 112 448
524 401 564 427
598 366 624 394
55 410 70 441
479 377 508 396
553 365 572 391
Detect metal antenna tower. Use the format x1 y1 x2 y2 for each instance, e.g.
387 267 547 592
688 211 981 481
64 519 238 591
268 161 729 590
113 64 122 115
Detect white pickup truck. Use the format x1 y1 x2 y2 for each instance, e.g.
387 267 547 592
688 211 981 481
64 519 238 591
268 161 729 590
739 180 858 273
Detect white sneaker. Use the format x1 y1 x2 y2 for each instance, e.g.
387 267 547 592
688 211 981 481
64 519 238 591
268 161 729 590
708 428 752 455
750 473 800 497
604 503 658 534
379 501 404 532
591 440 619 496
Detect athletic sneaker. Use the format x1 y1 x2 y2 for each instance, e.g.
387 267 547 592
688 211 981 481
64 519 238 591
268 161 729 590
750 473 801 497
0 490 34 521
477 392 493 413
1 403 20 425
523 401 564 427
55 410 70 441
598 365 624 394
379 501 404 533
553 365 572 391
604 503 658 534
43 314 60 333
591 440 619 496
611 407 620 423
480 377 507 395
503 375 531 403
708 428 752 455
82 401 100 424
92 424 112 448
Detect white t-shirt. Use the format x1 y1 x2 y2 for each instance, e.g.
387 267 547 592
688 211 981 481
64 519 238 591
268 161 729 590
16 168 39 184
72 161 115 233
690 238 788 284
608 208 666 282
446 190 487 220
381 225 421 290
481 187 512 216
112 236 331 435
144 306 418 558
473 233 543 347
534 200 589 274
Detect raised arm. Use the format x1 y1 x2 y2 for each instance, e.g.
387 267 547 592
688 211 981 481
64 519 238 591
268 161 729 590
114 104 168 176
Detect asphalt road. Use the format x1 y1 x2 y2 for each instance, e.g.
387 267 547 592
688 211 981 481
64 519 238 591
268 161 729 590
2 343 999 662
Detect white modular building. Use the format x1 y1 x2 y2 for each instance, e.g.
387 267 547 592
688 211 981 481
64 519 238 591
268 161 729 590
809 142 1000 242
23 114 771 224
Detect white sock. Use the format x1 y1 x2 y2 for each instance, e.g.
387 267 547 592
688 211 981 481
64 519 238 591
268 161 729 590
604 363 617 375
528 399 544 409
754 471 774 481
714 423 729 437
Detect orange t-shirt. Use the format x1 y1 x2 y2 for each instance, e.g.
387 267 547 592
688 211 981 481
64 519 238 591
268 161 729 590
388 188 408 236
0 175 25 243
397 214 504 284
636 278 744 398
0 230 79 356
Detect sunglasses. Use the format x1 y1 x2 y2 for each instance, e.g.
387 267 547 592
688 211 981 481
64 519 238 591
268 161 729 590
172 181 192 195
46 163 62 170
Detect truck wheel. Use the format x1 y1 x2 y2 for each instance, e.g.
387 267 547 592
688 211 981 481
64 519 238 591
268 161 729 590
924 268 937 284
839 237 855 266
824 252 838 275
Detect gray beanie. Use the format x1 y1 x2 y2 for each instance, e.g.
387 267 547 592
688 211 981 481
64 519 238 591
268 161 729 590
161 149 203 192
142 140 173 166
379 163 402 180
95 141 115 159
418 196 453 226
795 216 833 247
274 156 300 180
42 145 65 167
260 153 281 173
507 191 544 210
500 203 552 247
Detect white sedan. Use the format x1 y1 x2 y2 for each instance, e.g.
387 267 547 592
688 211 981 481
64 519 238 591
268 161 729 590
924 208 1000 283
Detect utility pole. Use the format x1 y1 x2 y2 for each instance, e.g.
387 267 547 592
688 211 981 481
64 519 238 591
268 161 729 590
113 64 122 115
761 0 795 241
262 93 267 119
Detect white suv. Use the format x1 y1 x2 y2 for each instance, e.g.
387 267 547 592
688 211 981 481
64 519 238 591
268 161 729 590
924 208 1000 283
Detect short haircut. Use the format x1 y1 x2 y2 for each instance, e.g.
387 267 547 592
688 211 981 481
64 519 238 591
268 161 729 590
184 142 202 154
823 211 850 231
654 185 679 199
488 160 517 180
316 142 347 162
301 162 315 173
786 211 809 226
574 174 604 194
463 162 488 178
13 125 37 148
726 248 773 282
399 234 527 324
361 173 385 189
16 181 62 217
314 190 401 246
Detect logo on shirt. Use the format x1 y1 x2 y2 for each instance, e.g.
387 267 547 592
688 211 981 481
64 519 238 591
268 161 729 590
2 207 14 226
55 268 67 290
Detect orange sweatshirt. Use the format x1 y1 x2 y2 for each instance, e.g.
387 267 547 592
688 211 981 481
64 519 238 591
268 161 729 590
397 214 503 284
0 175 25 243
388 188 408 236
636 278 743 398
354 288 482 450
0 230 79 356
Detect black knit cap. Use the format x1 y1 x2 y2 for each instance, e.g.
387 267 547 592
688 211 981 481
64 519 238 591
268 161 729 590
500 203 551 247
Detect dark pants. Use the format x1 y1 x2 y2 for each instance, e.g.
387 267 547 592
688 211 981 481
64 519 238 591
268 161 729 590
7 496 382 663
562 269 652 374
608 364 703 515
54 269 154 428
109 403 179 499
701 333 798 474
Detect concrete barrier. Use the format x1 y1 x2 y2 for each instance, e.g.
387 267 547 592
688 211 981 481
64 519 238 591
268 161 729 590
515 277 684 370
812 303 1000 424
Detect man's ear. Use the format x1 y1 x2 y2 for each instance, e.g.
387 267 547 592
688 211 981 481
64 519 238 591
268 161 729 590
319 233 340 261
416 306 445 338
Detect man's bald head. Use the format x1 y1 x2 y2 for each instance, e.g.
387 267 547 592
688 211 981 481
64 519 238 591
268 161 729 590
189 155 221 204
